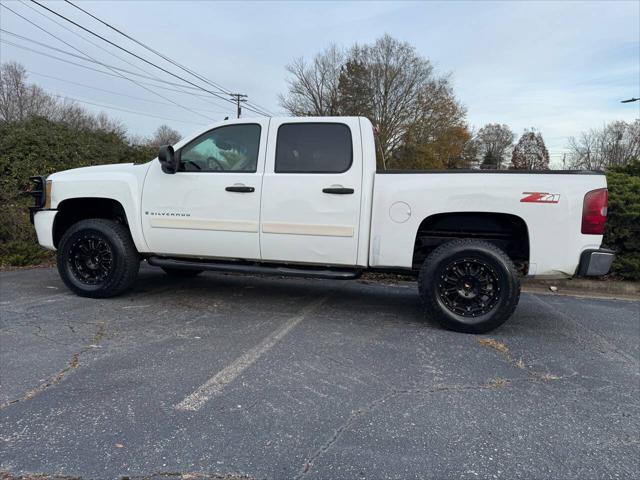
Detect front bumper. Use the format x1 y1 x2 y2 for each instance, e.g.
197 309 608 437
577 248 615 276
33 210 57 251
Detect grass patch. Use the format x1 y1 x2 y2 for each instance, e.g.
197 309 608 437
477 337 509 354
0 242 53 268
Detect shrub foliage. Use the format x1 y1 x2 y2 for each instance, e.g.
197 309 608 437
603 161 640 280
0 117 154 267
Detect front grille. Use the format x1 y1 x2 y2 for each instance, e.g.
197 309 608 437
28 175 47 223
29 176 46 208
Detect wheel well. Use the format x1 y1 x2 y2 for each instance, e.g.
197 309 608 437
412 212 530 274
53 198 128 248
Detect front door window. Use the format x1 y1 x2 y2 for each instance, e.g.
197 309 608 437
179 124 261 172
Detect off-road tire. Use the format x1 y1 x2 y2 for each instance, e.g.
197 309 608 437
161 267 204 277
418 239 520 333
57 219 140 298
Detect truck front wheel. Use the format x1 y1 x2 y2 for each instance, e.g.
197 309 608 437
418 239 520 333
57 219 140 298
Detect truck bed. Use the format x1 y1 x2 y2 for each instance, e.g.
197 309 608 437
370 170 607 276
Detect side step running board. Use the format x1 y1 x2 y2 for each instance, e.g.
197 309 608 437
147 257 362 280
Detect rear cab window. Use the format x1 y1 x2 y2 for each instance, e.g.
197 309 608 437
275 123 352 173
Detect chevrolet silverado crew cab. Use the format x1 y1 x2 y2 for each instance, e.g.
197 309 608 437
29 116 614 333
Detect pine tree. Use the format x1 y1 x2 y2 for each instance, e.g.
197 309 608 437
511 130 550 170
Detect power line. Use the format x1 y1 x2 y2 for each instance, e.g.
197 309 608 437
29 0 269 116
0 32 228 98
63 0 274 116
47 91 206 125
0 39 236 108
17 0 170 86
64 0 230 96
1 29 231 112
27 70 231 115
1 2 215 122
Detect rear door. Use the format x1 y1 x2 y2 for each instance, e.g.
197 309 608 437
260 118 363 266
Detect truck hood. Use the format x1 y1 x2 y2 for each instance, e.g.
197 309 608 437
48 162 151 181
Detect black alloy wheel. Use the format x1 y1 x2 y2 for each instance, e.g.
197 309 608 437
57 219 140 298
68 234 115 285
437 258 500 318
418 239 520 333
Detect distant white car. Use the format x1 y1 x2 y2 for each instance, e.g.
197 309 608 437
29 116 613 333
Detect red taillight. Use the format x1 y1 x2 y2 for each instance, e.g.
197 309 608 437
581 188 608 235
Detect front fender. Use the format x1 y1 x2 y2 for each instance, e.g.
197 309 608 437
49 162 152 253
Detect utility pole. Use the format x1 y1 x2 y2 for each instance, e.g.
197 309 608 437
229 93 248 118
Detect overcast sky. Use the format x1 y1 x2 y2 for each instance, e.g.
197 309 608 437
1 0 639 166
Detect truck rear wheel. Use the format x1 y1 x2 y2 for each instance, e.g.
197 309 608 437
418 239 520 333
57 219 140 298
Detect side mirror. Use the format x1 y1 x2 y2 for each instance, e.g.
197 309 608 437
158 145 178 174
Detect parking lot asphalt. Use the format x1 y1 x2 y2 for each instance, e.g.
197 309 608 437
1 264 638 480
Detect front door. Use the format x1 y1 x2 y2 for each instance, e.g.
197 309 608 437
141 120 268 260
260 119 363 266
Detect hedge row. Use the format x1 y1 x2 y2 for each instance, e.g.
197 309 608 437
0 118 154 266
602 161 640 280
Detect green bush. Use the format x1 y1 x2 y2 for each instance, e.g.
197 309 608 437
0 117 155 267
603 161 640 280
0 117 154 195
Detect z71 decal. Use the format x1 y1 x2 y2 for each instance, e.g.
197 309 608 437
520 192 560 204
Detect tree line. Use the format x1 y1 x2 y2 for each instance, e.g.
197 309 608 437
280 35 639 171
0 62 183 151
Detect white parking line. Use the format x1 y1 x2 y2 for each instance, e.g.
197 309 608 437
174 295 330 412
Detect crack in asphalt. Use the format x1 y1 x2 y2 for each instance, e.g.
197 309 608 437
476 336 562 381
0 323 106 411
528 294 640 371
295 375 565 478
296 389 398 479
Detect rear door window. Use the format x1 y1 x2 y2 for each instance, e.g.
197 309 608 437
275 123 352 173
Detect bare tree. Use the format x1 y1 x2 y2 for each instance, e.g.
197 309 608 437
0 62 58 122
567 120 640 170
0 62 126 136
351 35 439 158
279 45 344 116
279 35 466 168
511 129 550 170
475 123 515 169
91 111 126 136
146 124 182 149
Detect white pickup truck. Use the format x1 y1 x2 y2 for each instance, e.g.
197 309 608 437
30 116 614 333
